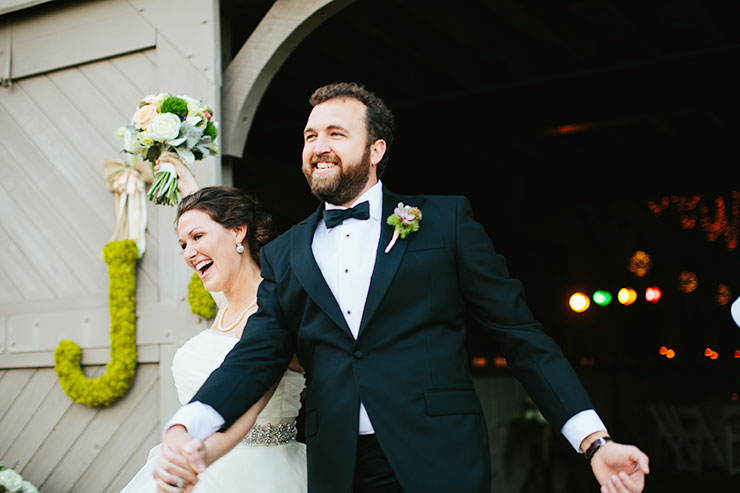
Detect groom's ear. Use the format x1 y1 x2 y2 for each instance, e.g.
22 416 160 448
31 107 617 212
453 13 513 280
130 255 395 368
370 139 387 167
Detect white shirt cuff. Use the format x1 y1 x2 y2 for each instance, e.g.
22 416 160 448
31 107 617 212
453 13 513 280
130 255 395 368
731 296 740 328
163 401 226 441
560 409 607 452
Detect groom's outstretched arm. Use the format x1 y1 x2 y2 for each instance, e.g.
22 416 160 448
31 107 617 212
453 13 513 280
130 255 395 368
190 245 296 427
452 196 649 491
164 244 296 441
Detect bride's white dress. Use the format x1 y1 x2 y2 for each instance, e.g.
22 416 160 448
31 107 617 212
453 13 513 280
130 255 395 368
121 330 307 492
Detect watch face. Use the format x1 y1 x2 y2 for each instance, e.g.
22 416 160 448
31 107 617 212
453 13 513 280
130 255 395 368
586 437 612 460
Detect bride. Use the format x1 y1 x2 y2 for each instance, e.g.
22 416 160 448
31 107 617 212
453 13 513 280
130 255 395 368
121 155 306 492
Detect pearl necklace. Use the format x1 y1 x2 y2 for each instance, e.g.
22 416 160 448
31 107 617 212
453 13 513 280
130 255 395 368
217 298 257 332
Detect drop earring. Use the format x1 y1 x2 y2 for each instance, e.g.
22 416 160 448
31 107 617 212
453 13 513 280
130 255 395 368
236 243 245 254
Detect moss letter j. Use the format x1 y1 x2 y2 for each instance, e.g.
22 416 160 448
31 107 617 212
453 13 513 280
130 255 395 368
54 240 138 407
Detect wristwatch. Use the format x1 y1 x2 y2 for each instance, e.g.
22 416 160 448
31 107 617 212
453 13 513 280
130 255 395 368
585 437 612 461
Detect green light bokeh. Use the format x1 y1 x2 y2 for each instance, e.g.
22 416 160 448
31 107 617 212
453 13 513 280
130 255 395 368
593 290 612 306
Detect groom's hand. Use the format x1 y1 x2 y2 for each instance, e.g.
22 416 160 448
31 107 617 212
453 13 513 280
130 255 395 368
182 438 208 479
154 425 203 492
589 440 650 493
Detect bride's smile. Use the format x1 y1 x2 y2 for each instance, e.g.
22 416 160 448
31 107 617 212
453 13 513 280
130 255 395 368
177 209 247 294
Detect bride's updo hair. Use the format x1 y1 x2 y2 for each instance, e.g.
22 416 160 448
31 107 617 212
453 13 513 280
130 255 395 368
176 186 276 266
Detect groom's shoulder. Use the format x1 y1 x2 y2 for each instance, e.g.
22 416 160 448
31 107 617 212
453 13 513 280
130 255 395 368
388 188 462 207
261 211 315 256
413 193 469 219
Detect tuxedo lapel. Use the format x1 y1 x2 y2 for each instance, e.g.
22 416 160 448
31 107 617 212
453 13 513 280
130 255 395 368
290 206 352 337
358 187 421 336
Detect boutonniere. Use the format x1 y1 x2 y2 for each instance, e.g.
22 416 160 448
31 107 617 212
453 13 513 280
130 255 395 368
385 202 422 253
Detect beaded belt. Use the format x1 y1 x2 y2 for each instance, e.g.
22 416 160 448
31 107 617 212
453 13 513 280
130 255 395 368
241 421 298 447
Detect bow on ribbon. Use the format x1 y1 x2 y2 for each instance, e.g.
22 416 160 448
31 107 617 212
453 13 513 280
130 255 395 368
103 157 154 257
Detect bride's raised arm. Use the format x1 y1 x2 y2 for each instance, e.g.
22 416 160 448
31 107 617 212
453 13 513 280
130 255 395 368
156 153 200 199
159 153 228 308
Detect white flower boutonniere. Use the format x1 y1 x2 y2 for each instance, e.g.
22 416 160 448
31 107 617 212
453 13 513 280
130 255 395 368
385 202 422 253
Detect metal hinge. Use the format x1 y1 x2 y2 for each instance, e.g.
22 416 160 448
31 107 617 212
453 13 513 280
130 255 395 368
0 21 11 88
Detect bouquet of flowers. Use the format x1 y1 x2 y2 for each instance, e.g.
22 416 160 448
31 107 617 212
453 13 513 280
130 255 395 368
115 92 218 206
0 461 38 493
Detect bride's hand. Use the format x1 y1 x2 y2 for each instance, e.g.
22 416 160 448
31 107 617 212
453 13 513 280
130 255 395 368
154 426 201 492
155 153 199 196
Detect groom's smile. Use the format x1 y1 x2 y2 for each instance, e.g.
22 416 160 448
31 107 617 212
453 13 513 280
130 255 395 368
302 98 385 206
311 154 340 176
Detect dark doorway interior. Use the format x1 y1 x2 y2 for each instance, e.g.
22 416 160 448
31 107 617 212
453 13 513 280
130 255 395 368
225 1 740 488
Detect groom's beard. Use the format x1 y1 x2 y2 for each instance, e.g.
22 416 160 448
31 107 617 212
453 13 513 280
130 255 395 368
304 146 371 205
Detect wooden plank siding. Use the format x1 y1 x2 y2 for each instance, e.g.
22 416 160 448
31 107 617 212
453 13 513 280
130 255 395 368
0 365 161 492
0 43 171 493
3 0 155 80
0 0 222 491
0 49 160 306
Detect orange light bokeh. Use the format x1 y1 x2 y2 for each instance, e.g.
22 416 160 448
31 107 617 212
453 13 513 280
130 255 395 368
618 287 637 306
569 293 590 312
494 356 508 368
472 357 487 368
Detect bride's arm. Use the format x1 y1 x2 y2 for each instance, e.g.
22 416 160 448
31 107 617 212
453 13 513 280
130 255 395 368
158 153 227 307
199 381 279 466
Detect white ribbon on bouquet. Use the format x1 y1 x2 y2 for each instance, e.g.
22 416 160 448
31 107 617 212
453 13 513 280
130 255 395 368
103 157 154 257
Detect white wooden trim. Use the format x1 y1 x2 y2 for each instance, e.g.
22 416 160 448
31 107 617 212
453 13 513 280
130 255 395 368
5 301 205 352
128 0 220 86
0 0 55 16
221 0 356 157
6 0 154 80
0 343 161 368
158 342 180 426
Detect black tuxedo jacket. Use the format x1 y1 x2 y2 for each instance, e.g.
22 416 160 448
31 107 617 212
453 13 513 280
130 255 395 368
192 186 594 492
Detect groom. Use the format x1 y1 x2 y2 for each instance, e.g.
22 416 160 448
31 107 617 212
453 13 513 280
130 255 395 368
157 82 649 492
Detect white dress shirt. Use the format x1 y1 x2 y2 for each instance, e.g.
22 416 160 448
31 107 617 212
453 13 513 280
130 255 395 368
311 181 384 434
166 180 606 450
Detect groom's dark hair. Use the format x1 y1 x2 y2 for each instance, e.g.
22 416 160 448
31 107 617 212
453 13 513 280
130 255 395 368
309 82 394 178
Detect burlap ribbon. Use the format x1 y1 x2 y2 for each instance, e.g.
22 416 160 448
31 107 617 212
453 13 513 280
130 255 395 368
103 158 154 257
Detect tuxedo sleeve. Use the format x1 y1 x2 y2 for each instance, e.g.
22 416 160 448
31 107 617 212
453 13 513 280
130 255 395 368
453 196 594 431
190 245 296 429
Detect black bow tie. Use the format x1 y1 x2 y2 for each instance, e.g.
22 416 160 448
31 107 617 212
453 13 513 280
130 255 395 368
323 201 370 228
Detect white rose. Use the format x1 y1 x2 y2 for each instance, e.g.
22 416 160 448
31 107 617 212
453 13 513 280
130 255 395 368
143 92 168 109
21 480 39 493
147 113 181 142
181 95 205 116
0 468 24 492
122 129 143 154
137 129 154 147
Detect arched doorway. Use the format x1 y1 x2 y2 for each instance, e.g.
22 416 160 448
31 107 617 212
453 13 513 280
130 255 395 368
227 1 740 489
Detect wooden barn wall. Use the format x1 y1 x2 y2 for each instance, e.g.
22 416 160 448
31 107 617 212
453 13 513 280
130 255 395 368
0 364 161 492
0 0 222 490
0 48 169 492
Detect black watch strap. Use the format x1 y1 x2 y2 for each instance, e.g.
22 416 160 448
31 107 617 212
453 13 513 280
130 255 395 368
585 437 612 461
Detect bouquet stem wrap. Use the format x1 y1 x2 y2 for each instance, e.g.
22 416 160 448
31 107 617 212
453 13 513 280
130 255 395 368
146 155 179 206
54 240 138 407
